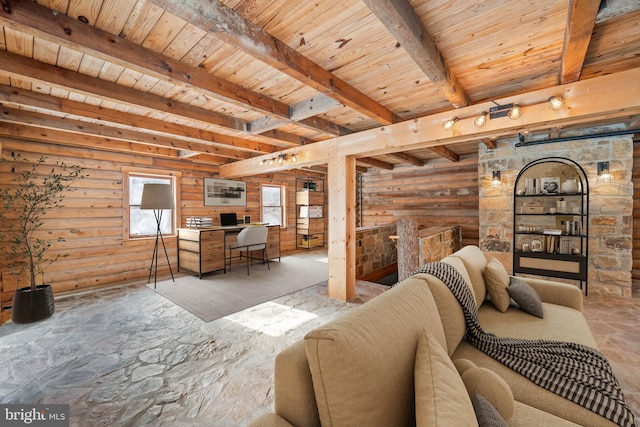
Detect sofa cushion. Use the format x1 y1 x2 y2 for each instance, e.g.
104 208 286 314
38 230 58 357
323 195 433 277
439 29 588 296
452 303 615 426
450 245 488 307
509 401 583 426
413 272 467 356
472 392 508 427
483 258 511 312
462 366 514 420
507 277 543 318
273 341 320 427
442 256 476 305
415 329 477 427
454 358 478 375
304 276 447 427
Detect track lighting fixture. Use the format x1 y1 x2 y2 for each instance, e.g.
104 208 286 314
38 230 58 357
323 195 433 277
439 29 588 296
259 153 298 167
548 96 565 111
474 112 487 127
508 104 522 120
442 117 459 131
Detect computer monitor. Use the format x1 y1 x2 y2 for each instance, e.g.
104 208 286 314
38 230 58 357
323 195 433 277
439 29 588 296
220 212 237 226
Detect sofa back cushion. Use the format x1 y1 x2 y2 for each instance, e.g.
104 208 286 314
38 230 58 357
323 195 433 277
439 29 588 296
304 276 446 427
414 271 467 356
274 340 320 427
450 246 488 307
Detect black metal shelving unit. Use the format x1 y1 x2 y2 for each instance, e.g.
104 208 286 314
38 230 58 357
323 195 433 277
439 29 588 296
512 157 589 294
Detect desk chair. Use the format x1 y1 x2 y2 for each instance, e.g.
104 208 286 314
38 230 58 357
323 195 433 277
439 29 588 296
227 226 270 275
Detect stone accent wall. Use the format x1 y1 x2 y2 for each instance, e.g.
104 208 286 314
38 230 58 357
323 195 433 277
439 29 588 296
356 223 397 278
418 226 462 265
478 134 633 297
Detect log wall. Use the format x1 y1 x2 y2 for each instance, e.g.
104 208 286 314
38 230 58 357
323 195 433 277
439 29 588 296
0 139 323 306
632 136 640 296
359 153 479 247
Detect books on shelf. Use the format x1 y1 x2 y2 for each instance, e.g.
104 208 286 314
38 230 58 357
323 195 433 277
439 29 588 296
543 229 562 235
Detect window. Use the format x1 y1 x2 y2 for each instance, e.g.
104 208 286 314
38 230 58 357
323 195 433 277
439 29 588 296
262 184 286 227
125 171 177 239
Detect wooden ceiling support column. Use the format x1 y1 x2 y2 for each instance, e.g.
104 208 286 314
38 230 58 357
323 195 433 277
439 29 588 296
327 154 356 301
151 0 403 125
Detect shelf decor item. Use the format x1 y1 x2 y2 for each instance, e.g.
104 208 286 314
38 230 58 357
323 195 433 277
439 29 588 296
541 177 560 194
561 179 579 194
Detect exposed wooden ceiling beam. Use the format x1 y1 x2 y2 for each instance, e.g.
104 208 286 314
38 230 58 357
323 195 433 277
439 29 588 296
427 145 459 162
356 157 394 170
151 0 403 126
0 84 280 155
0 122 227 165
387 152 425 167
0 50 250 131
363 0 470 108
482 138 498 150
560 0 601 84
0 106 254 160
219 68 640 177
0 0 347 137
290 94 344 121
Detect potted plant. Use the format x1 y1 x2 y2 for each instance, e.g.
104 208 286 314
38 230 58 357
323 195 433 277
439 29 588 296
0 153 85 324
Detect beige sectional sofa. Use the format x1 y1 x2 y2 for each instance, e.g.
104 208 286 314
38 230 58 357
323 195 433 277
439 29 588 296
249 245 625 427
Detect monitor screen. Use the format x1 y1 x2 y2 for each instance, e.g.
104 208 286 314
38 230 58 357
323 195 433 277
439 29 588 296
220 213 237 226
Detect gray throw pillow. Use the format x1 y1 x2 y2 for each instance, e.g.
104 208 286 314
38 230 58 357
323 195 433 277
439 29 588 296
471 392 508 427
508 277 544 318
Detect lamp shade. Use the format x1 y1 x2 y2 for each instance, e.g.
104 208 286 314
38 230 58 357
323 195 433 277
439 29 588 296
140 183 175 210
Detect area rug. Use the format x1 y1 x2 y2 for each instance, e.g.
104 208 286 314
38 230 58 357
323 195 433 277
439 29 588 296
148 255 329 322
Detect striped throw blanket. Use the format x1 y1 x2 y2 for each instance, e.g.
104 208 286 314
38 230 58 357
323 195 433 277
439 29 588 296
411 262 636 427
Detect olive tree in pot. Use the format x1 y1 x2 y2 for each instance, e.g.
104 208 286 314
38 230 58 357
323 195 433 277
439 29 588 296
0 153 85 324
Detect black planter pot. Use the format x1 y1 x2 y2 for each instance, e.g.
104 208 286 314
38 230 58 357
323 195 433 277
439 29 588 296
12 284 55 324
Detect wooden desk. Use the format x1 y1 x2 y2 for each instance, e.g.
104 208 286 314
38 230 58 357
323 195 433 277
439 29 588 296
177 225 280 278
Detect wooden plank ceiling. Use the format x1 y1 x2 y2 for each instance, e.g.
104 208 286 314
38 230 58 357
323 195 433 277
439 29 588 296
0 0 639 172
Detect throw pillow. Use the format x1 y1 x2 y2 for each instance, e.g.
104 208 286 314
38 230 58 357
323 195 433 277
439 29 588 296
483 258 511 312
508 277 544 318
461 367 514 420
414 329 476 427
471 392 508 427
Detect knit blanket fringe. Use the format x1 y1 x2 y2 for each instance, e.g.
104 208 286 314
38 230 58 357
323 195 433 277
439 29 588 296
411 262 636 427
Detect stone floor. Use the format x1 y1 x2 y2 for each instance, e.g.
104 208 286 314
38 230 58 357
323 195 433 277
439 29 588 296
0 268 638 426
0 272 386 426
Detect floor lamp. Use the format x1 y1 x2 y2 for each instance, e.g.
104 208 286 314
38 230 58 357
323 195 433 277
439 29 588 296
141 183 175 288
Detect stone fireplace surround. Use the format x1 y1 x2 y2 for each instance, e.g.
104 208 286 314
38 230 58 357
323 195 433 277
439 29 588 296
478 132 633 297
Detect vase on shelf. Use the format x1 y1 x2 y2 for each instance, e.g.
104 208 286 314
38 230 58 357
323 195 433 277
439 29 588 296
561 179 579 193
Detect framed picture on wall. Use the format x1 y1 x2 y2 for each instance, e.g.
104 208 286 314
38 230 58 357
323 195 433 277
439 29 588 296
204 178 247 206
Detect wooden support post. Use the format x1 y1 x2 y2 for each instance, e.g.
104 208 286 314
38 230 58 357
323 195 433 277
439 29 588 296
327 154 356 301
397 218 419 281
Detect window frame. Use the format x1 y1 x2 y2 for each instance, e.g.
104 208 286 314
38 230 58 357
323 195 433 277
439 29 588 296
123 167 181 243
261 184 287 228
